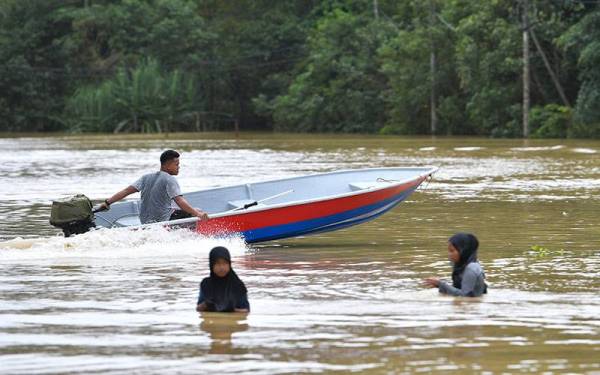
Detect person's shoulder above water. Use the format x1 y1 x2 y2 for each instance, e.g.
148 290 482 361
199 276 208 285
199 276 211 290
465 261 484 276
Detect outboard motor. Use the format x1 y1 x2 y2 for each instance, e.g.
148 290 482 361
49 194 96 237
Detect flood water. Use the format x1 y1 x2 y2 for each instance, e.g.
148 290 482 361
0 133 599 374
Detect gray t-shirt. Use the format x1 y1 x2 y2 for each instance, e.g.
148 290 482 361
132 171 182 224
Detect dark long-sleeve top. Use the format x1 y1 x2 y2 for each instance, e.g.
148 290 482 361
438 262 487 297
197 286 250 311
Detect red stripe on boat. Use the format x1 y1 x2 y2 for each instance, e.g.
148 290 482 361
196 177 425 236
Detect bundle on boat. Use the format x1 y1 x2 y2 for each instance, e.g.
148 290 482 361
49 194 96 237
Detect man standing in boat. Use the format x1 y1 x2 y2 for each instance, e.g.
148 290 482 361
99 150 209 224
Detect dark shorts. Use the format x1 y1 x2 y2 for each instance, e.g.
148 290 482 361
169 210 191 221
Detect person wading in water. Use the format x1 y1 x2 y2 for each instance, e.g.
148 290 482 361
423 233 488 297
99 149 208 223
197 246 250 313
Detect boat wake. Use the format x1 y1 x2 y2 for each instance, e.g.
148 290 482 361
0 226 249 261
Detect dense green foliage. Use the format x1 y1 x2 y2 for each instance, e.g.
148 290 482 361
0 0 598 137
65 58 200 132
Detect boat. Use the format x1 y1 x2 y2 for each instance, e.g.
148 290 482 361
93 167 437 243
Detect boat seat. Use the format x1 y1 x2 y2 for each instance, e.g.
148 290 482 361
349 181 391 191
227 199 265 211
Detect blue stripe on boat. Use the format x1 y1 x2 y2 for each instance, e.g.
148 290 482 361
241 186 418 243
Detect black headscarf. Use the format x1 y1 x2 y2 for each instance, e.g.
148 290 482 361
200 246 247 312
449 233 479 288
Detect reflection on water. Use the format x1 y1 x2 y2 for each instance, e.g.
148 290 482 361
0 134 599 373
200 312 249 355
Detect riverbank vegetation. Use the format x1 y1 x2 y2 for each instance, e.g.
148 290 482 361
1 0 599 137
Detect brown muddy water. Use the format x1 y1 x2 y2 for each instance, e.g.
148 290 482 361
0 133 599 374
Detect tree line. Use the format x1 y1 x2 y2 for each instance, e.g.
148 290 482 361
1 0 599 138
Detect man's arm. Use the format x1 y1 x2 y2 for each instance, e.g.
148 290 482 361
173 195 209 220
99 186 139 210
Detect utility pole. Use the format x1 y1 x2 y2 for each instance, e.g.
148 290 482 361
373 0 379 20
429 0 437 135
522 0 530 138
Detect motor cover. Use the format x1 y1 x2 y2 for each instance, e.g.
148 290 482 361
49 194 95 237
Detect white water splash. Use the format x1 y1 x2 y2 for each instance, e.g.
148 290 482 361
0 225 249 261
510 145 565 151
453 147 485 151
572 148 597 154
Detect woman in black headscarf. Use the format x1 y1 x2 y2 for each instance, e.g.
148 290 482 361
423 233 488 297
196 246 250 312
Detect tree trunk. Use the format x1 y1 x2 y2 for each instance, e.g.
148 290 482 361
133 112 139 133
529 27 571 108
531 68 550 104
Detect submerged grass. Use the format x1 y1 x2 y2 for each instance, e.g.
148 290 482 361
529 245 566 258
